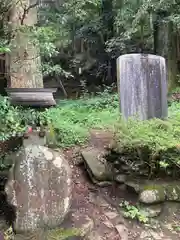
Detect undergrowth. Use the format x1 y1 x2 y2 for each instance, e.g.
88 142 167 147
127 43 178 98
0 90 179 177
48 93 119 147
47 92 180 177
49 92 180 152
110 101 180 178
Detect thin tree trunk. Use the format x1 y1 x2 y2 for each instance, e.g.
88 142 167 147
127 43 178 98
8 0 43 88
167 21 178 91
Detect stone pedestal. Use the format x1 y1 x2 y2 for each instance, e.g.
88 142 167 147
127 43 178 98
5 132 72 232
117 53 168 120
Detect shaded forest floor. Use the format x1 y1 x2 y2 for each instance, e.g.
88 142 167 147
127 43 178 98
61 129 180 240
47 92 180 239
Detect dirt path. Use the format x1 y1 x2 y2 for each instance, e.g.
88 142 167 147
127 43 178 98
62 129 180 240
62 147 121 239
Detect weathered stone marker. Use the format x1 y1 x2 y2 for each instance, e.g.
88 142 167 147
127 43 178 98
5 132 72 232
116 54 168 120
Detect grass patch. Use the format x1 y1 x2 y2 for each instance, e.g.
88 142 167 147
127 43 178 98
49 94 119 147
49 93 180 157
49 93 180 178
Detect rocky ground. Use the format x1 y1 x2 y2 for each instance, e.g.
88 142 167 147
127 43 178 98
0 129 180 239
62 130 180 240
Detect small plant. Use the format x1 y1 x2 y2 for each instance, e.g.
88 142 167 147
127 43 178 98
0 97 26 141
172 224 180 232
0 96 53 144
20 108 51 127
120 201 149 223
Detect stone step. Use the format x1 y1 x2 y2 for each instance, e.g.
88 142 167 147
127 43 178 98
81 147 112 184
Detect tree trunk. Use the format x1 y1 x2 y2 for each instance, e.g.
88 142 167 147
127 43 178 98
101 0 114 84
101 0 114 41
153 12 168 57
152 11 178 91
7 0 43 88
167 21 178 91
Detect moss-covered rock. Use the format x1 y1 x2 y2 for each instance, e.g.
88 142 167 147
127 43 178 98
140 204 162 217
139 182 180 204
139 185 166 204
165 185 180 201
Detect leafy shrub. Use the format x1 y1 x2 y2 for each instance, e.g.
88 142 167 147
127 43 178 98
168 87 180 106
0 96 52 142
19 108 51 127
110 103 180 178
120 201 149 223
0 97 25 141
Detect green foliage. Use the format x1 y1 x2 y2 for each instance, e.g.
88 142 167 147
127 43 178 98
47 93 119 147
112 102 180 178
1 0 180 86
45 93 180 167
115 117 178 153
19 108 51 127
0 39 10 53
0 97 25 141
36 0 105 80
120 201 149 223
0 96 52 142
3 226 80 240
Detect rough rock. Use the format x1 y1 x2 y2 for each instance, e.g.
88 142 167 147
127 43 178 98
165 185 180 201
5 137 72 232
125 178 180 203
90 178 112 187
125 180 142 193
115 174 126 184
140 229 164 239
81 148 113 182
139 185 166 204
139 183 180 204
140 204 162 218
115 224 128 240
89 130 114 150
78 215 94 237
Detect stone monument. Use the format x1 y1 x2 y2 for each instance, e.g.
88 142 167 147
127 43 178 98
116 53 168 120
5 130 72 232
5 87 72 233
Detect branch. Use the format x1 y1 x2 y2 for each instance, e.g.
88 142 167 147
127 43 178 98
20 0 40 25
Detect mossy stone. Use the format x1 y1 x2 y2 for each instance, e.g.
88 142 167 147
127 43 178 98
165 185 180 201
139 184 166 204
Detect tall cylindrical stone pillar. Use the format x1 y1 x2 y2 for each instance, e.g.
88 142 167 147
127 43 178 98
117 54 168 120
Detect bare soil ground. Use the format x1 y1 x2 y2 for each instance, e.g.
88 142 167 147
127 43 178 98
62 129 180 240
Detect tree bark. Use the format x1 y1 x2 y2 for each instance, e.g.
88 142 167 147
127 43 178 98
7 0 43 88
167 21 178 91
